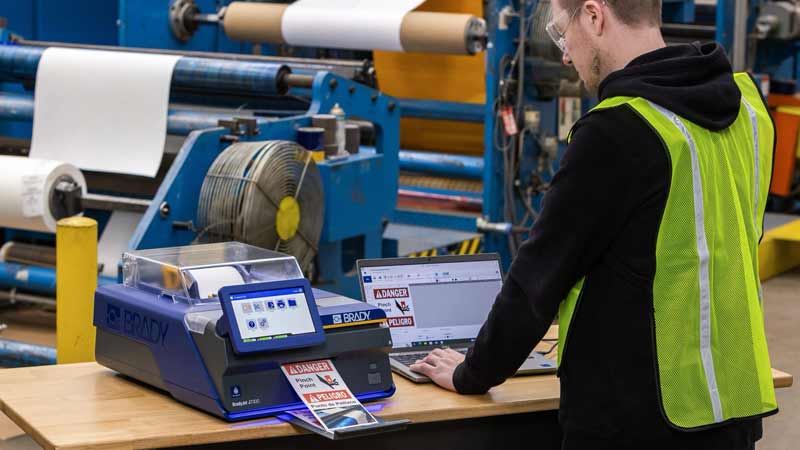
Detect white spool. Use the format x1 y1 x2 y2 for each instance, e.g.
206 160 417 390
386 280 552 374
0 156 87 232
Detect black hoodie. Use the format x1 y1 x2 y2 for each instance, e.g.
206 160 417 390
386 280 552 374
452 43 768 449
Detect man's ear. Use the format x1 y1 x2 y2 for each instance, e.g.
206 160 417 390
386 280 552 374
582 0 605 36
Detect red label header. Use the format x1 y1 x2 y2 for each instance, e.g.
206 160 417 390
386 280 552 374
285 360 334 375
373 287 410 299
304 390 351 403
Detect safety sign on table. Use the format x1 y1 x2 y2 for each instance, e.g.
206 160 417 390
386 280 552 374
281 359 378 431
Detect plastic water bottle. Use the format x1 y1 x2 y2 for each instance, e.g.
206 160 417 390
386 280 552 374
331 103 346 155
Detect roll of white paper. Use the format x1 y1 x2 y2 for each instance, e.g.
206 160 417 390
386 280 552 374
186 266 245 299
30 47 180 178
0 156 87 232
282 0 425 51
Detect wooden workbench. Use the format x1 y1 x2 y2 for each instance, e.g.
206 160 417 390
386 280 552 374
0 361 791 450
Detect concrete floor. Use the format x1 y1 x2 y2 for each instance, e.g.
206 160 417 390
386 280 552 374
760 268 800 450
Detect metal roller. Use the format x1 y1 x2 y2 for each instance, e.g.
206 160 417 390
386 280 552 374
20 40 378 87
0 45 292 96
196 141 324 272
0 242 56 267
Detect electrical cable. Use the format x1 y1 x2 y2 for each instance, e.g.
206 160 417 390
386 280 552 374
196 140 324 272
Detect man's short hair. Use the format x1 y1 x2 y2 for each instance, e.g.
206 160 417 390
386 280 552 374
560 0 662 27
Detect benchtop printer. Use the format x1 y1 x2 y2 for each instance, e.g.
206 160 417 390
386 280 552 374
93 242 396 422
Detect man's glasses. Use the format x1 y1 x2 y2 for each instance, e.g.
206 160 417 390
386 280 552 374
545 6 581 54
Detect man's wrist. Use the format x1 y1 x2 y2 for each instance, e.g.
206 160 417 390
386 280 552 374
453 361 490 395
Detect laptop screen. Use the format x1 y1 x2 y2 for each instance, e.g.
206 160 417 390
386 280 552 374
360 258 502 349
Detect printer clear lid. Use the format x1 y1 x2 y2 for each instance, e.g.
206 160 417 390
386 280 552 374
122 242 303 305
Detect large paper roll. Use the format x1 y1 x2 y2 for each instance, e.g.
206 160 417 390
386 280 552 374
30 48 180 178
222 1 485 54
0 156 87 233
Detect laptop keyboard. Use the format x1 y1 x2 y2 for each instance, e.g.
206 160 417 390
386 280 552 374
391 348 469 367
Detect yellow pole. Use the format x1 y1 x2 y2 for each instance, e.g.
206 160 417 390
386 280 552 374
56 217 98 364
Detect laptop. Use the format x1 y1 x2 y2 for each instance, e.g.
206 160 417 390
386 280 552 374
357 253 556 383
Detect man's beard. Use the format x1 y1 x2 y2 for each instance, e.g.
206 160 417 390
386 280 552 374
584 48 602 96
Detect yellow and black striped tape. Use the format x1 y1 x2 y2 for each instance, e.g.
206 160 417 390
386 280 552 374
407 237 482 258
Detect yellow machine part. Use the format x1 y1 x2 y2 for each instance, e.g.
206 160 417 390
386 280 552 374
373 0 485 156
776 106 800 157
56 217 98 364
759 219 800 282
276 196 301 241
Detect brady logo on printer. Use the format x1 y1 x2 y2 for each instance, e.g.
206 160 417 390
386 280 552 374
373 287 409 299
230 385 242 398
106 304 122 330
106 304 169 345
332 311 373 325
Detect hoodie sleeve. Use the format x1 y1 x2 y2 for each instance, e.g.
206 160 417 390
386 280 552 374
453 105 669 394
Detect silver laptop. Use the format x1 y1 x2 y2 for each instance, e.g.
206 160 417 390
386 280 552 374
357 253 556 383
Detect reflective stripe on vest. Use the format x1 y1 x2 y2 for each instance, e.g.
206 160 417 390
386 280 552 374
558 73 777 429
648 101 723 423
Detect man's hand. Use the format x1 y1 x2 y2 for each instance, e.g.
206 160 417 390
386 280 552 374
409 348 465 392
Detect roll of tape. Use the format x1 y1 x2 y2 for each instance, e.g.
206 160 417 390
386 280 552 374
0 156 86 232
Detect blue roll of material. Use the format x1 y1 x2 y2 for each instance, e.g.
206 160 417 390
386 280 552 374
296 127 325 151
0 339 56 367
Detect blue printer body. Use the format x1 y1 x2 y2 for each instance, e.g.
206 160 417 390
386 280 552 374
93 244 396 421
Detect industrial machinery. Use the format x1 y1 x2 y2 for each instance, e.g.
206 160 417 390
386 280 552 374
0 38 402 300
0 0 722 323
655 0 800 212
751 0 800 212
94 242 398 422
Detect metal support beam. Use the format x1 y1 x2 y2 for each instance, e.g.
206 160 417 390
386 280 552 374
81 193 151 213
732 0 748 71
0 92 253 136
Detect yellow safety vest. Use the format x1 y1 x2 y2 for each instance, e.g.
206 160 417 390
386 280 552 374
558 73 777 429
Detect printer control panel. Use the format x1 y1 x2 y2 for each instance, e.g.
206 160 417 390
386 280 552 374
229 287 316 343
219 279 326 354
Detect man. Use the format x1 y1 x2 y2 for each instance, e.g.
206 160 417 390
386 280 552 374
409 1 777 449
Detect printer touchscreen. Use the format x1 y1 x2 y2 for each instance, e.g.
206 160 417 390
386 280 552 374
229 287 316 342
